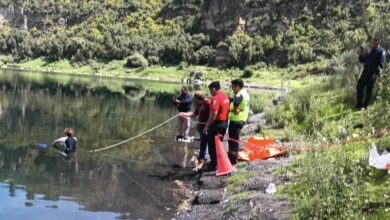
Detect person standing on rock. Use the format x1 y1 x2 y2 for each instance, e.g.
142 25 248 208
174 86 193 141
228 79 250 165
356 37 386 109
203 81 230 171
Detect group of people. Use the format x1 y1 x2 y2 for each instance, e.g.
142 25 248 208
49 37 385 164
175 79 250 172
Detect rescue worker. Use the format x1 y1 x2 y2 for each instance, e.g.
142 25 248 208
174 86 192 140
203 81 230 171
228 79 250 165
356 37 386 109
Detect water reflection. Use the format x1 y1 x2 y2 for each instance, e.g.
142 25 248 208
0 70 196 219
0 182 127 220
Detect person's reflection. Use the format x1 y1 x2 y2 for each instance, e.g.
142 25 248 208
181 143 188 169
8 182 16 197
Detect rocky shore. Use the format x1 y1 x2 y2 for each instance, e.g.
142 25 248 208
174 113 293 219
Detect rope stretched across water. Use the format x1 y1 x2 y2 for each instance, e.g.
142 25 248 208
90 115 178 153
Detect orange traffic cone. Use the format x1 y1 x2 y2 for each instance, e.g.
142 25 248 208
215 135 236 176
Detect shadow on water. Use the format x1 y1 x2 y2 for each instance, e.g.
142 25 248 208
0 70 197 219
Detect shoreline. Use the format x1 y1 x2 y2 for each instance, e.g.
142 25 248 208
0 66 291 92
1 64 294 218
175 113 292 219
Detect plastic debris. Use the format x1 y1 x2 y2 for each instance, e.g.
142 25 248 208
265 183 277 194
369 143 390 170
338 126 346 134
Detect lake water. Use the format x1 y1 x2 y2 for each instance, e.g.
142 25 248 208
0 70 197 219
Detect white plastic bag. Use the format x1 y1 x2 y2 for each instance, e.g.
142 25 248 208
369 143 390 170
265 183 277 194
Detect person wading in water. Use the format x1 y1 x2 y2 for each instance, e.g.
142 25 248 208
52 128 77 157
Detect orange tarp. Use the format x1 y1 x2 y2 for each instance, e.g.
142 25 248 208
238 136 285 161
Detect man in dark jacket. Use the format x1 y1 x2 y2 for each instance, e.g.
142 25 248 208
356 37 386 109
175 86 192 140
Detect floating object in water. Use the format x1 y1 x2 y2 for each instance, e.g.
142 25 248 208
58 151 68 157
238 136 285 161
215 136 236 176
53 141 66 151
369 143 390 170
30 143 50 150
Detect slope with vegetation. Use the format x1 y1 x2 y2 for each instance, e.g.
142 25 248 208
1 0 390 219
0 0 389 70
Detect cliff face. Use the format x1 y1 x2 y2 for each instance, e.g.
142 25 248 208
199 0 366 39
0 7 18 28
200 0 249 42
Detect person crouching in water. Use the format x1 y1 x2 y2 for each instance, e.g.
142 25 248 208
174 86 193 141
178 91 211 171
52 128 77 157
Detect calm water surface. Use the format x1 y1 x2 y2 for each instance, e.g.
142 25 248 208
0 70 196 219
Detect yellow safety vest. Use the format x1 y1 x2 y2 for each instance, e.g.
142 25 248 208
229 89 250 122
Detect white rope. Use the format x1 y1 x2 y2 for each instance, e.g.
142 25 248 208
90 115 178 153
178 114 207 125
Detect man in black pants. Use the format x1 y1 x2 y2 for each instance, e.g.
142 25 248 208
203 82 230 171
356 37 386 109
228 79 250 165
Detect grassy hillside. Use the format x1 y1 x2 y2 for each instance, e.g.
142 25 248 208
259 50 390 219
0 0 389 70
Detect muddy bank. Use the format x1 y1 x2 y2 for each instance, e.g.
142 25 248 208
175 113 292 219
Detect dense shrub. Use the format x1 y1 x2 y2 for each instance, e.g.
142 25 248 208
147 55 160 65
242 67 254 78
192 46 216 65
287 42 314 64
0 0 388 68
126 53 149 68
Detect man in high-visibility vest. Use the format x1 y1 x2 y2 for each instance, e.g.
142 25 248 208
228 79 250 165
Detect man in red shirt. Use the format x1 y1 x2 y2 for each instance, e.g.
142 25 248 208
203 81 230 171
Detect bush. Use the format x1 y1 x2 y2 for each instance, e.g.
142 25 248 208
126 53 149 68
248 62 267 70
287 42 314 64
242 67 254 78
192 46 216 65
147 55 160 65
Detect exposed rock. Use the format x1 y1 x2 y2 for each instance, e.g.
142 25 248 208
197 175 227 190
178 204 225 220
193 189 224 205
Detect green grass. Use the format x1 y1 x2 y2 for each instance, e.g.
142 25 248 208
227 171 251 192
271 60 390 219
